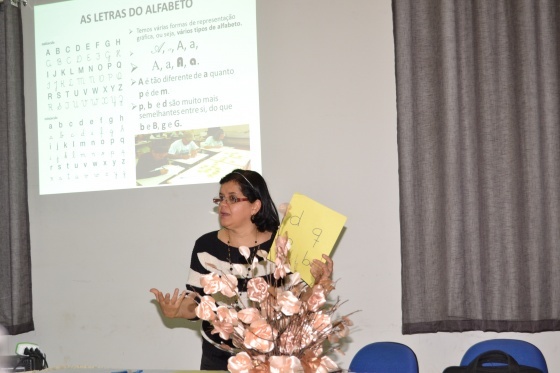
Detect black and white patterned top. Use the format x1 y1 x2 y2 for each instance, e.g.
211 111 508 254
186 230 276 347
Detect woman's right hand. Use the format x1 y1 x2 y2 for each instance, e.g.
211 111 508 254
150 288 192 318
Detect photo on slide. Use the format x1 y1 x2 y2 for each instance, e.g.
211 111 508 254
134 124 251 187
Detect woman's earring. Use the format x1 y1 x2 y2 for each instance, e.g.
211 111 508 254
250 215 256 223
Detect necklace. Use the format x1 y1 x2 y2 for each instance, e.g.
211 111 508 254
226 229 258 277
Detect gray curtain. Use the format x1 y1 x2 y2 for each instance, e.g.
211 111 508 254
394 0 560 333
0 1 34 335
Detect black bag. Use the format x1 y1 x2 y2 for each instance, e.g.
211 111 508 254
443 350 543 373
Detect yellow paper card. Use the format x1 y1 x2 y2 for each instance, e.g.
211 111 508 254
269 193 347 285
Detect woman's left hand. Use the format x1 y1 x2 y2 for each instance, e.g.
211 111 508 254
310 254 333 284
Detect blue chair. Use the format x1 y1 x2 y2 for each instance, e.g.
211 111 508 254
349 342 419 373
460 339 547 373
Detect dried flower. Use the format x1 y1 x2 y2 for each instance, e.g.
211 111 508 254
247 277 269 302
194 229 355 373
228 352 254 373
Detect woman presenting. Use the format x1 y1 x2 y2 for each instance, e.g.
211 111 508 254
150 169 332 371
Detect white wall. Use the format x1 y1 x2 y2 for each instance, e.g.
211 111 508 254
10 1 560 372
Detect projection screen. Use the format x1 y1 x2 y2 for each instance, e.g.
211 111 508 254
31 0 260 195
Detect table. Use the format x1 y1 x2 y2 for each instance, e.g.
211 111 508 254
136 164 185 186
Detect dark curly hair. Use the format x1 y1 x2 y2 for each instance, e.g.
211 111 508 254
219 169 280 232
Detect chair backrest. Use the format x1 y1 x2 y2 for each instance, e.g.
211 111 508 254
460 339 547 373
349 342 419 373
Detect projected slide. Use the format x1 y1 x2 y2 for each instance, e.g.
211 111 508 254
34 0 259 194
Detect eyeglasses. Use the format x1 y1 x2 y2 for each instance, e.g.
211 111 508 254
213 195 250 205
